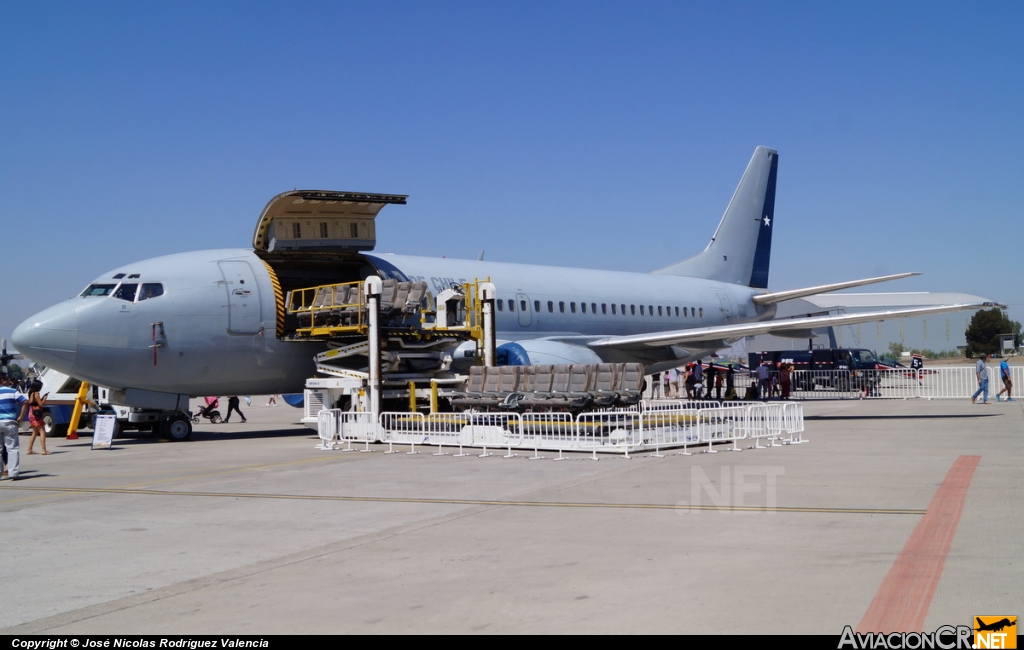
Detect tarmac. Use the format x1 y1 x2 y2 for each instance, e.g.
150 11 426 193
1 397 1020 635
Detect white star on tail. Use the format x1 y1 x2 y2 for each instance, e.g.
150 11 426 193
763 215 771 226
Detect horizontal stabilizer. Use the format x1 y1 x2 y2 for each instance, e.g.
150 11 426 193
751 272 920 306
588 302 993 351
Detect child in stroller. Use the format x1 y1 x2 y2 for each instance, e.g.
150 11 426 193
191 397 222 424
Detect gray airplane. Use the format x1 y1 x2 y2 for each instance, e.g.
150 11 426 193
12 147 991 419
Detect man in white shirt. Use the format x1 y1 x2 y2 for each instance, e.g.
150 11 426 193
971 355 989 405
0 375 29 481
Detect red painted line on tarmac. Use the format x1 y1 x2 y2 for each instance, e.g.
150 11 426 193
857 455 981 633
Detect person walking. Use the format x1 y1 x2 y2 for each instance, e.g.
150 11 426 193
224 396 247 423
780 363 792 400
756 362 771 401
971 354 990 404
997 358 1013 402
683 363 695 399
267 394 278 407
1 375 29 481
25 380 50 455
692 360 704 399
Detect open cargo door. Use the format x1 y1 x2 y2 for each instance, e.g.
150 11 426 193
253 190 407 255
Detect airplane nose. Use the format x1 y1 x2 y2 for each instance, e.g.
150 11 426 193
11 302 79 372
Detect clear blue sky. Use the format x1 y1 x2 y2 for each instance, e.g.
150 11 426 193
2 1 1021 343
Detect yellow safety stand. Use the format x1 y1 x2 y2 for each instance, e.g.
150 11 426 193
65 381 91 440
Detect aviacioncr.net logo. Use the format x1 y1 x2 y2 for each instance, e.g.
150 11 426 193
973 616 1016 649
838 625 973 649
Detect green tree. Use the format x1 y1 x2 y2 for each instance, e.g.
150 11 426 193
910 348 957 359
4 362 25 381
965 308 1021 357
887 342 906 359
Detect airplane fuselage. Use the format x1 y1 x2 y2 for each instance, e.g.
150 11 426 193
383 253 766 340
14 247 772 397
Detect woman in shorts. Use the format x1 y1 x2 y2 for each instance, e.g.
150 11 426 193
26 380 50 455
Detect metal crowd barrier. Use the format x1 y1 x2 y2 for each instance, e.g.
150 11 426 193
316 409 340 450
316 409 380 451
745 403 785 449
780 402 806 444
696 404 745 453
465 412 523 457
380 412 466 447
577 410 641 457
521 412 576 454
345 401 807 457
338 411 380 451
315 363 1021 458
728 366 1020 401
641 408 699 456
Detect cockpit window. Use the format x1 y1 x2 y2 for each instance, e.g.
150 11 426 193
138 283 164 301
114 283 138 302
81 284 117 297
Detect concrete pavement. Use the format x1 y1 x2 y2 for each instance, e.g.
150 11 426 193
1 398 1020 634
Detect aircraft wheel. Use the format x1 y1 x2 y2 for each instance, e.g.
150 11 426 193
162 416 193 441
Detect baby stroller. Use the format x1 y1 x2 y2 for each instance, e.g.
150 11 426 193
191 397 222 424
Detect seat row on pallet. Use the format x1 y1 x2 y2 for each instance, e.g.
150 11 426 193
292 279 428 329
451 363 646 413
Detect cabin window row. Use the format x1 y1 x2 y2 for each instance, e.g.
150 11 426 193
495 298 703 318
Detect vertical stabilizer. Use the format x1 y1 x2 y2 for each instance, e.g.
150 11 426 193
653 146 778 288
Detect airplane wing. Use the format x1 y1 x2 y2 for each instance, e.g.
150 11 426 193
750 272 920 306
588 303 995 351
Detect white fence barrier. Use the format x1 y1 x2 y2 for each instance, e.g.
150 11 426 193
338 411 380 450
577 411 641 455
641 408 698 454
315 400 807 457
725 366 1021 401
781 402 806 444
316 409 340 450
381 412 464 447
696 404 747 453
520 412 575 459
312 364 1021 457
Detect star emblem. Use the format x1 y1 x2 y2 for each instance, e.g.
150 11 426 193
763 215 771 227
